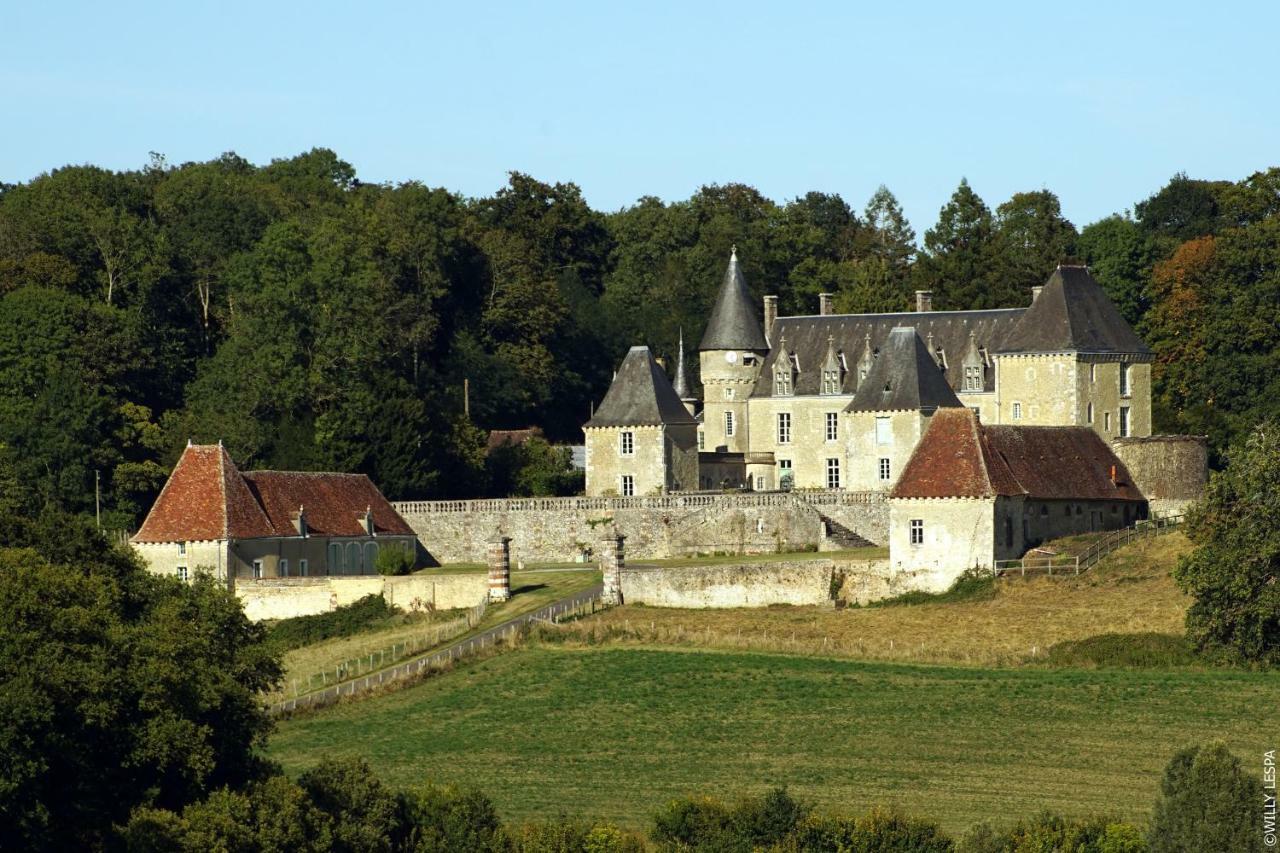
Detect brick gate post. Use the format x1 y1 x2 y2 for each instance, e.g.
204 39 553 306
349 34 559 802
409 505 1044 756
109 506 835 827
599 529 625 606
487 534 511 603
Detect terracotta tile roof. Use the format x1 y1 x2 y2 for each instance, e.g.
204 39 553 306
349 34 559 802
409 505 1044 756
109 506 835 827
891 409 1145 502
241 471 414 537
133 444 274 542
486 427 543 452
132 444 413 542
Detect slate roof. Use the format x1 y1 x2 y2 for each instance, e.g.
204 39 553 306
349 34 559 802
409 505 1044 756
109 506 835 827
998 266 1151 357
487 427 543 452
753 308 1024 397
698 249 768 352
844 327 965 413
133 443 413 542
672 328 692 399
891 408 1146 502
585 346 698 428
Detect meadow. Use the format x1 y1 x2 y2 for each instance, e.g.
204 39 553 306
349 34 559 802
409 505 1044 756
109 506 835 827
268 644 1276 833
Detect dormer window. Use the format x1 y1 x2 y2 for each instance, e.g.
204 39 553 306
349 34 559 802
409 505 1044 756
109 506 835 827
963 364 983 392
774 368 793 396
821 370 840 395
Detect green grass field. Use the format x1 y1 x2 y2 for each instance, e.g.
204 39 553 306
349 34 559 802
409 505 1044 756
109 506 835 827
268 645 1276 833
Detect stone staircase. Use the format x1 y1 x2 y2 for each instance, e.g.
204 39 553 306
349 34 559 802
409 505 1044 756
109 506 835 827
816 512 876 549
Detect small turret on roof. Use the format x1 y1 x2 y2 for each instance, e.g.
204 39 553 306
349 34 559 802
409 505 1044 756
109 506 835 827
585 346 698 428
698 247 768 352
672 328 693 401
845 327 964 413
998 265 1151 357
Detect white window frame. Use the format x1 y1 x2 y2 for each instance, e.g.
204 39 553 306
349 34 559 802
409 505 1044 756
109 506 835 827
875 416 892 446
177 565 188 582
909 519 924 546
619 431 634 456
822 369 839 395
1012 402 1022 421
825 412 838 442
825 458 841 489
725 411 735 437
177 542 186 556
754 475 765 491
252 560 263 580
777 412 791 445
963 364 982 392
621 474 635 497
878 457 891 482
1120 363 1131 397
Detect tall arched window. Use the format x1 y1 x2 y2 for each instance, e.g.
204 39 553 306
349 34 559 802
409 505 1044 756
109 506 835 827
346 542 362 575
364 542 378 574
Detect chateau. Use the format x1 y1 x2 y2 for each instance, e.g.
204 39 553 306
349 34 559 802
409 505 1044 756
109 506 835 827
585 249 1154 498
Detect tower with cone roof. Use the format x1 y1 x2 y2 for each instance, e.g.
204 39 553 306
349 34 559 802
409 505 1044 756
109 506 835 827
698 247 768 455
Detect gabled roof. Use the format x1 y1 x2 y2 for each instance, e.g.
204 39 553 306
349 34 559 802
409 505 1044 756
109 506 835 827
242 471 414 537
698 249 768 352
132 443 413 543
892 409 1146 502
585 346 698 428
998 266 1151 357
845 327 965 413
754 309 1023 397
133 444 275 543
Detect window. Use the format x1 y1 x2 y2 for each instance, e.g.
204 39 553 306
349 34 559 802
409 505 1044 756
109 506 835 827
725 387 735 400
346 542 361 574
875 416 892 445
778 459 793 490
619 431 634 456
299 559 309 577
963 364 982 392
1087 402 1094 424
1120 363 1131 397
698 430 705 451
822 369 840 395
328 543 342 574
1090 363 1097 383
365 542 378 571
909 519 924 545
755 475 765 491
177 566 188 582
1120 406 1130 437
1012 402 1022 421
777 412 791 444
825 458 841 489
825 412 838 442
177 542 186 556
279 558 289 578
1104 411 1111 432
725 411 735 437
878 457 891 482
621 474 635 497
252 560 263 580
774 367 792 396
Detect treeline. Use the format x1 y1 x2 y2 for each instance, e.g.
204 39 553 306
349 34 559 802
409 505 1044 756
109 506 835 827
1 153 1278 524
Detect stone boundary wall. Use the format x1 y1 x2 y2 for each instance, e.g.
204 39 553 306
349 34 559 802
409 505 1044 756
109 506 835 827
395 490 889 565
1111 435 1207 517
235 572 488 621
620 557 899 609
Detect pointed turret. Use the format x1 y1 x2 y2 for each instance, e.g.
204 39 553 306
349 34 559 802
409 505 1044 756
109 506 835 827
699 247 768 352
820 334 843 395
672 328 697 416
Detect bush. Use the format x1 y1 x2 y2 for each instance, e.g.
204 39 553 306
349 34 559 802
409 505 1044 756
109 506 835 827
871 567 996 608
651 788 808 851
794 805 953 852
404 784 505 853
1043 632 1198 668
1149 743 1263 853
957 812 1144 853
375 545 416 576
505 818 646 852
298 757 410 852
265 594 396 651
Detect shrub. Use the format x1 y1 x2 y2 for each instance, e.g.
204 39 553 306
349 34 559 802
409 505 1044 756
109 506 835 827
795 805 953 852
871 567 996 608
375 545 415 576
730 787 808 848
506 817 646 852
957 812 1144 853
1149 743 1263 853
1043 632 1197 668
652 795 740 851
297 757 409 852
404 784 505 853
265 594 396 651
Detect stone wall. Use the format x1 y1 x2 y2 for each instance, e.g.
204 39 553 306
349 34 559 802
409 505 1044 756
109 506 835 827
1111 435 1207 516
234 571 488 621
395 491 888 565
620 556 895 609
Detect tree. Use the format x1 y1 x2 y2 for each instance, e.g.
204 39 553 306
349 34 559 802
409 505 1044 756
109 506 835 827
993 189 1079 299
1149 743 1263 853
1174 421 1280 663
1136 172 1229 243
914 178 1003 309
1077 214 1155 327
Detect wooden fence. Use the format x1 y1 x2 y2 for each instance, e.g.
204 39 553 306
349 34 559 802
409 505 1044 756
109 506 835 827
994 515 1184 578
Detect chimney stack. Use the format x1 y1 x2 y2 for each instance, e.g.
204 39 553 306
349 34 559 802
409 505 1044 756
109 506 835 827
818 292 833 316
1031 285 1044 304
915 290 933 313
763 295 779 341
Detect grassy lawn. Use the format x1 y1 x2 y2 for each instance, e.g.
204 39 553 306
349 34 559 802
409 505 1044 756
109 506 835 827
275 569 601 696
268 643 1275 833
555 534 1192 667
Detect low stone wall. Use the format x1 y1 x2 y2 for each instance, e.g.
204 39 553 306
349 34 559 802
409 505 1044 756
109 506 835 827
235 572 488 621
395 491 889 565
620 556 895 609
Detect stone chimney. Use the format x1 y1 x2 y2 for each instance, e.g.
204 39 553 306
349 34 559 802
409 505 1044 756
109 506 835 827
818 292 833 316
763 295 778 341
915 290 933 313
1031 285 1044 303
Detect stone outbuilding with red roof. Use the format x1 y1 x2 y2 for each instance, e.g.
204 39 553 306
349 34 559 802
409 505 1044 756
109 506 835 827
887 408 1147 589
131 443 418 584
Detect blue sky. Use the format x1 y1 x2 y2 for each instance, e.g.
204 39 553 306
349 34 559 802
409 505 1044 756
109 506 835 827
3 1 1277 237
